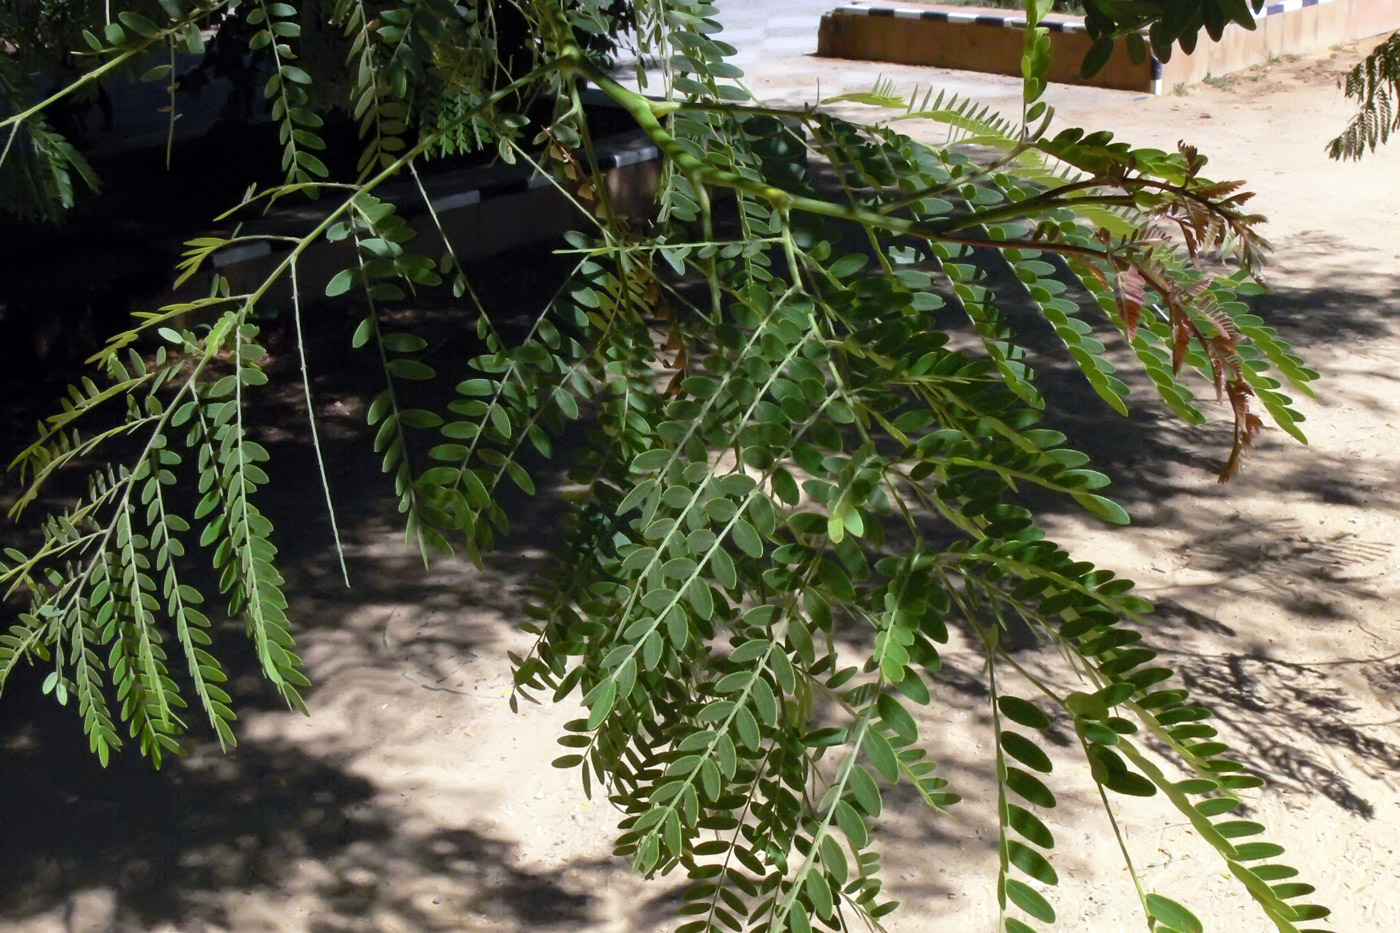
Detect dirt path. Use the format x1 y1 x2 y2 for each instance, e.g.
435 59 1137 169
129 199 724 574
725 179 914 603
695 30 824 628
3 36 1399 933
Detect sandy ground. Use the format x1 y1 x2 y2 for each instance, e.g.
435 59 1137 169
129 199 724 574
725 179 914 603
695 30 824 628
3 28 1400 933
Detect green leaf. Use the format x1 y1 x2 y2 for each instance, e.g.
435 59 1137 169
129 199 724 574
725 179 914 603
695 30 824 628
1080 36 1115 79
1007 804 1054 849
1008 840 1058 885
877 693 918 744
864 729 900 782
828 253 868 279
117 11 159 37
634 833 660 876
1102 768 1158 797
734 706 761 749
381 332 428 353
1005 878 1055 923
326 269 356 297
1231 841 1286 861
849 765 882 816
731 519 763 558
295 151 329 177
586 681 617 729
804 868 834 919
617 479 658 516
751 675 778 724
506 461 535 496
1215 820 1266 839
998 696 1051 731
554 389 579 420
1001 731 1052 773
1075 493 1130 525
772 468 800 506
281 65 313 85
1005 767 1055 809
820 834 848 883
821 91 906 108
1145 894 1203 933
663 809 682 855
386 359 435 381
711 548 737 589
835 799 869 848
1066 691 1110 720
351 318 373 348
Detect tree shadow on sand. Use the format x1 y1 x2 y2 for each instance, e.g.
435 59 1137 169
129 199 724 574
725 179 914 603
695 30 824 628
988 257 1400 819
0 661 602 932
4 233 1400 930
0 242 620 933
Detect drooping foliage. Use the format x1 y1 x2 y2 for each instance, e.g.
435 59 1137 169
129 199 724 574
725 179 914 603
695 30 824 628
1076 0 1268 52
1 1 1331 932
1328 28 1400 160
1072 0 1270 79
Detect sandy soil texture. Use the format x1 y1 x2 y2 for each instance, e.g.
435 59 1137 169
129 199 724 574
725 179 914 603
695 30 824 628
3 33 1399 933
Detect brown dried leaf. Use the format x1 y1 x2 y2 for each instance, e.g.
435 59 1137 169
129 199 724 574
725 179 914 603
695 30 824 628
665 325 684 352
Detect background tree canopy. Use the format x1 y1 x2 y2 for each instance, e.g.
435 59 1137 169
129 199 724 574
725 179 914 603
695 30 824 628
0 1 1337 931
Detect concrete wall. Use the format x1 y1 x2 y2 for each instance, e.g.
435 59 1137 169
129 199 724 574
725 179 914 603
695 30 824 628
818 0 1400 94
1163 0 1400 87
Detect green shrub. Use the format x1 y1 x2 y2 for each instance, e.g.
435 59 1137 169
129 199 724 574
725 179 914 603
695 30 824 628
1 2 1330 932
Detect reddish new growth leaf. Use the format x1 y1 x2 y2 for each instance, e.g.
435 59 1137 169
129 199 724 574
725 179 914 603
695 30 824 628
1094 229 1160 341
1085 141 1269 480
1115 252 1260 481
992 137 1274 481
1171 308 1195 374
1149 142 1271 273
1114 264 1146 339
1220 378 1265 482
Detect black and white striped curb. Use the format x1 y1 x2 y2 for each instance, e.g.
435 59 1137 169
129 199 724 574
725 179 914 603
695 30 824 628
832 0 1336 29
830 5 1088 32
212 129 662 271
1260 0 1335 15
420 130 662 217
